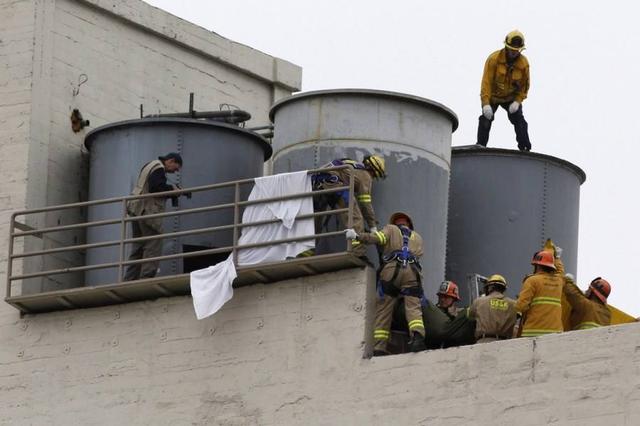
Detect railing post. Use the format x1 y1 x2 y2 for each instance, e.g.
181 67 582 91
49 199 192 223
6 214 15 298
232 182 241 265
117 200 127 282
347 173 355 252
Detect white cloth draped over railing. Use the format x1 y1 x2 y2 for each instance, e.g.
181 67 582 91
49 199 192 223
190 170 315 319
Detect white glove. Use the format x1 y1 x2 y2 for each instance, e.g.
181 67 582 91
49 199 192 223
369 226 378 234
565 273 575 282
508 101 520 114
345 229 358 240
482 105 493 120
554 245 563 259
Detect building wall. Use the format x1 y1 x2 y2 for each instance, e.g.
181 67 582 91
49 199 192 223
1 266 639 425
0 0 36 297
0 0 301 294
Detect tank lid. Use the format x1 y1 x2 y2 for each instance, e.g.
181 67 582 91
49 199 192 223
269 88 459 132
452 146 586 184
84 117 272 160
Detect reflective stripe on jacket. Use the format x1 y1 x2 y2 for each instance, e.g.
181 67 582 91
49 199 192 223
480 49 530 106
515 271 564 337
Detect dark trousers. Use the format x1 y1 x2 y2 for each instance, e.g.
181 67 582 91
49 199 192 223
123 219 162 281
477 102 531 151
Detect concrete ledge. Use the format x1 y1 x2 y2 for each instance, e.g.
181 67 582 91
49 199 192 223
5 253 366 314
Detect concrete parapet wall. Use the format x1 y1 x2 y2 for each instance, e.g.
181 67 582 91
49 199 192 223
1 266 639 425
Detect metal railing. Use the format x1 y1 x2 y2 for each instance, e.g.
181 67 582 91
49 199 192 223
6 165 355 299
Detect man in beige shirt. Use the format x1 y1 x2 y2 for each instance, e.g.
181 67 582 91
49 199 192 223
469 274 517 343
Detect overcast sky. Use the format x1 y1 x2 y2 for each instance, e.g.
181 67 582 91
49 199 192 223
145 0 639 315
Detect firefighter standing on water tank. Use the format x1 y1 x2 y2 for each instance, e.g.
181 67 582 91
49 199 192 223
477 30 532 151
346 212 426 356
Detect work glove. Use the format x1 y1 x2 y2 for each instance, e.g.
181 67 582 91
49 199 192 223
554 245 563 259
345 229 358 240
565 273 575 283
508 101 520 114
482 105 493 120
369 226 378 234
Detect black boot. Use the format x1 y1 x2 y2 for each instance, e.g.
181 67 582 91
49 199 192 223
408 332 426 353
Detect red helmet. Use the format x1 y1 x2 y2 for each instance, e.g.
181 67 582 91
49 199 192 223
437 281 460 301
389 211 414 230
531 250 556 270
588 277 611 304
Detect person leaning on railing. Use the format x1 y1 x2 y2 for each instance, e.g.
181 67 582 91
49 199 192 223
123 152 188 281
311 155 386 257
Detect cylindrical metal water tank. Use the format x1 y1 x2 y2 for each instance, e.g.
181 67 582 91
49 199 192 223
446 147 586 304
84 118 271 286
269 89 458 299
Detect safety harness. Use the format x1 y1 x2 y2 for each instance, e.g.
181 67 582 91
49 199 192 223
312 159 366 230
377 225 425 304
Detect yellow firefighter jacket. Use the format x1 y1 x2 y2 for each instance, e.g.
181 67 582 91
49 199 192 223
358 224 423 285
480 49 530 106
563 279 611 330
333 165 377 228
515 271 564 337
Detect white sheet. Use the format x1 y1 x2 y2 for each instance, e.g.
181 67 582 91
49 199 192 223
190 254 237 320
237 171 315 265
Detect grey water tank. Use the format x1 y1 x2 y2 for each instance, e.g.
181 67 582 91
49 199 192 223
84 118 271 286
269 89 458 299
446 147 586 304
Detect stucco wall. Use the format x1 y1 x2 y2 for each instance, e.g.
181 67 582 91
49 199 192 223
2 266 639 425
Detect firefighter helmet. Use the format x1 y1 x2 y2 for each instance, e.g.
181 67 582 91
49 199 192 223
437 281 460 301
531 250 556 270
588 277 611 304
486 274 507 289
363 155 386 179
389 211 414 230
504 30 525 52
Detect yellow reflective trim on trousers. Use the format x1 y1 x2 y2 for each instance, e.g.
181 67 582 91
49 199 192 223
531 296 561 307
357 194 372 203
521 329 562 336
352 240 361 246
576 322 601 330
375 231 387 245
374 329 390 340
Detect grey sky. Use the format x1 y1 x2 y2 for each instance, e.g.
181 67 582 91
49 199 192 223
145 0 640 315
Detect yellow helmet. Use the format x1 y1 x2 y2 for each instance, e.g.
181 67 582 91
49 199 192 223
504 30 525 52
363 155 386 179
486 274 507 288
